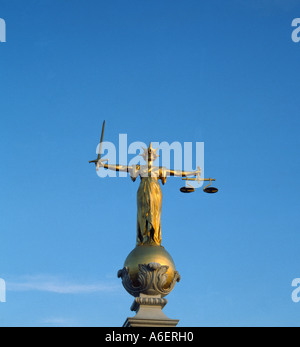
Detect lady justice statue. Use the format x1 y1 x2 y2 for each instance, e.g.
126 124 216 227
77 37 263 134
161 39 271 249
94 142 200 246
89 121 217 327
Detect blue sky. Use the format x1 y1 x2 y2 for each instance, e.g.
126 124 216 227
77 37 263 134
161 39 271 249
1 0 300 327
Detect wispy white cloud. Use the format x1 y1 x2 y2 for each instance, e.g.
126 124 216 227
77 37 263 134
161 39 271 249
7 275 120 294
42 317 78 327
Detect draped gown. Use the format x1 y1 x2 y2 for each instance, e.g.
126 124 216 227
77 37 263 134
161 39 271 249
136 176 162 246
131 165 165 246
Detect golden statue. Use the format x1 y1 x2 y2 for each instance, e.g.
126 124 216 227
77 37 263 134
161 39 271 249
89 121 217 248
89 121 218 323
95 142 200 246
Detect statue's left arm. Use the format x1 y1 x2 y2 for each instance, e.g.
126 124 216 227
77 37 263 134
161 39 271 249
162 168 200 177
158 167 200 185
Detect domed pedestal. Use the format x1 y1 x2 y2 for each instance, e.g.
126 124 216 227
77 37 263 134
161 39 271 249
118 244 181 327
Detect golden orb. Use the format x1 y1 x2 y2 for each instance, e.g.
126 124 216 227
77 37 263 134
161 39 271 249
124 244 177 289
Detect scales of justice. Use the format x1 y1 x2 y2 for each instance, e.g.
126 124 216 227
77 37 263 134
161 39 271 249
90 121 218 327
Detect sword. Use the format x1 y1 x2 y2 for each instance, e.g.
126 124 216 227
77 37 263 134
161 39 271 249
98 120 105 161
89 120 108 171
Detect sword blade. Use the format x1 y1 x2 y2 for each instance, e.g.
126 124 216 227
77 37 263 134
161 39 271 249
97 120 105 160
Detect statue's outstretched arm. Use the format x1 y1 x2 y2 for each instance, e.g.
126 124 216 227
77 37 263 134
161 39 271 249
101 163 132 172
97 162 141 175
164 168 200 177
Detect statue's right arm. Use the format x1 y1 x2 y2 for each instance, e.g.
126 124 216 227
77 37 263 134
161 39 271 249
102 163 131 172
100 163 141 174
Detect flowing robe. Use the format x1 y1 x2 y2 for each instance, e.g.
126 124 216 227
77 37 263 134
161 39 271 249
130 165 166 246
137 176 162 245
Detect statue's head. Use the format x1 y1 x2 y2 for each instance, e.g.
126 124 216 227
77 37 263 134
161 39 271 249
140 143 159 162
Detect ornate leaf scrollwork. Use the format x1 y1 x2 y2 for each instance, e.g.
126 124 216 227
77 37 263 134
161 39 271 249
117 266 144 297
155 269 181 295
117 262 180 297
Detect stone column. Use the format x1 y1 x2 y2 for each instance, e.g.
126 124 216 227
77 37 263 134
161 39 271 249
123 295 179 327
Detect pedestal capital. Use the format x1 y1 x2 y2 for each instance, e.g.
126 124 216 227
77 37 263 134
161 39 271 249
123 294 179 327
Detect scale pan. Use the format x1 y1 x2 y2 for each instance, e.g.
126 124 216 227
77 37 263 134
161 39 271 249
180 186 195 193
203 187 218 194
